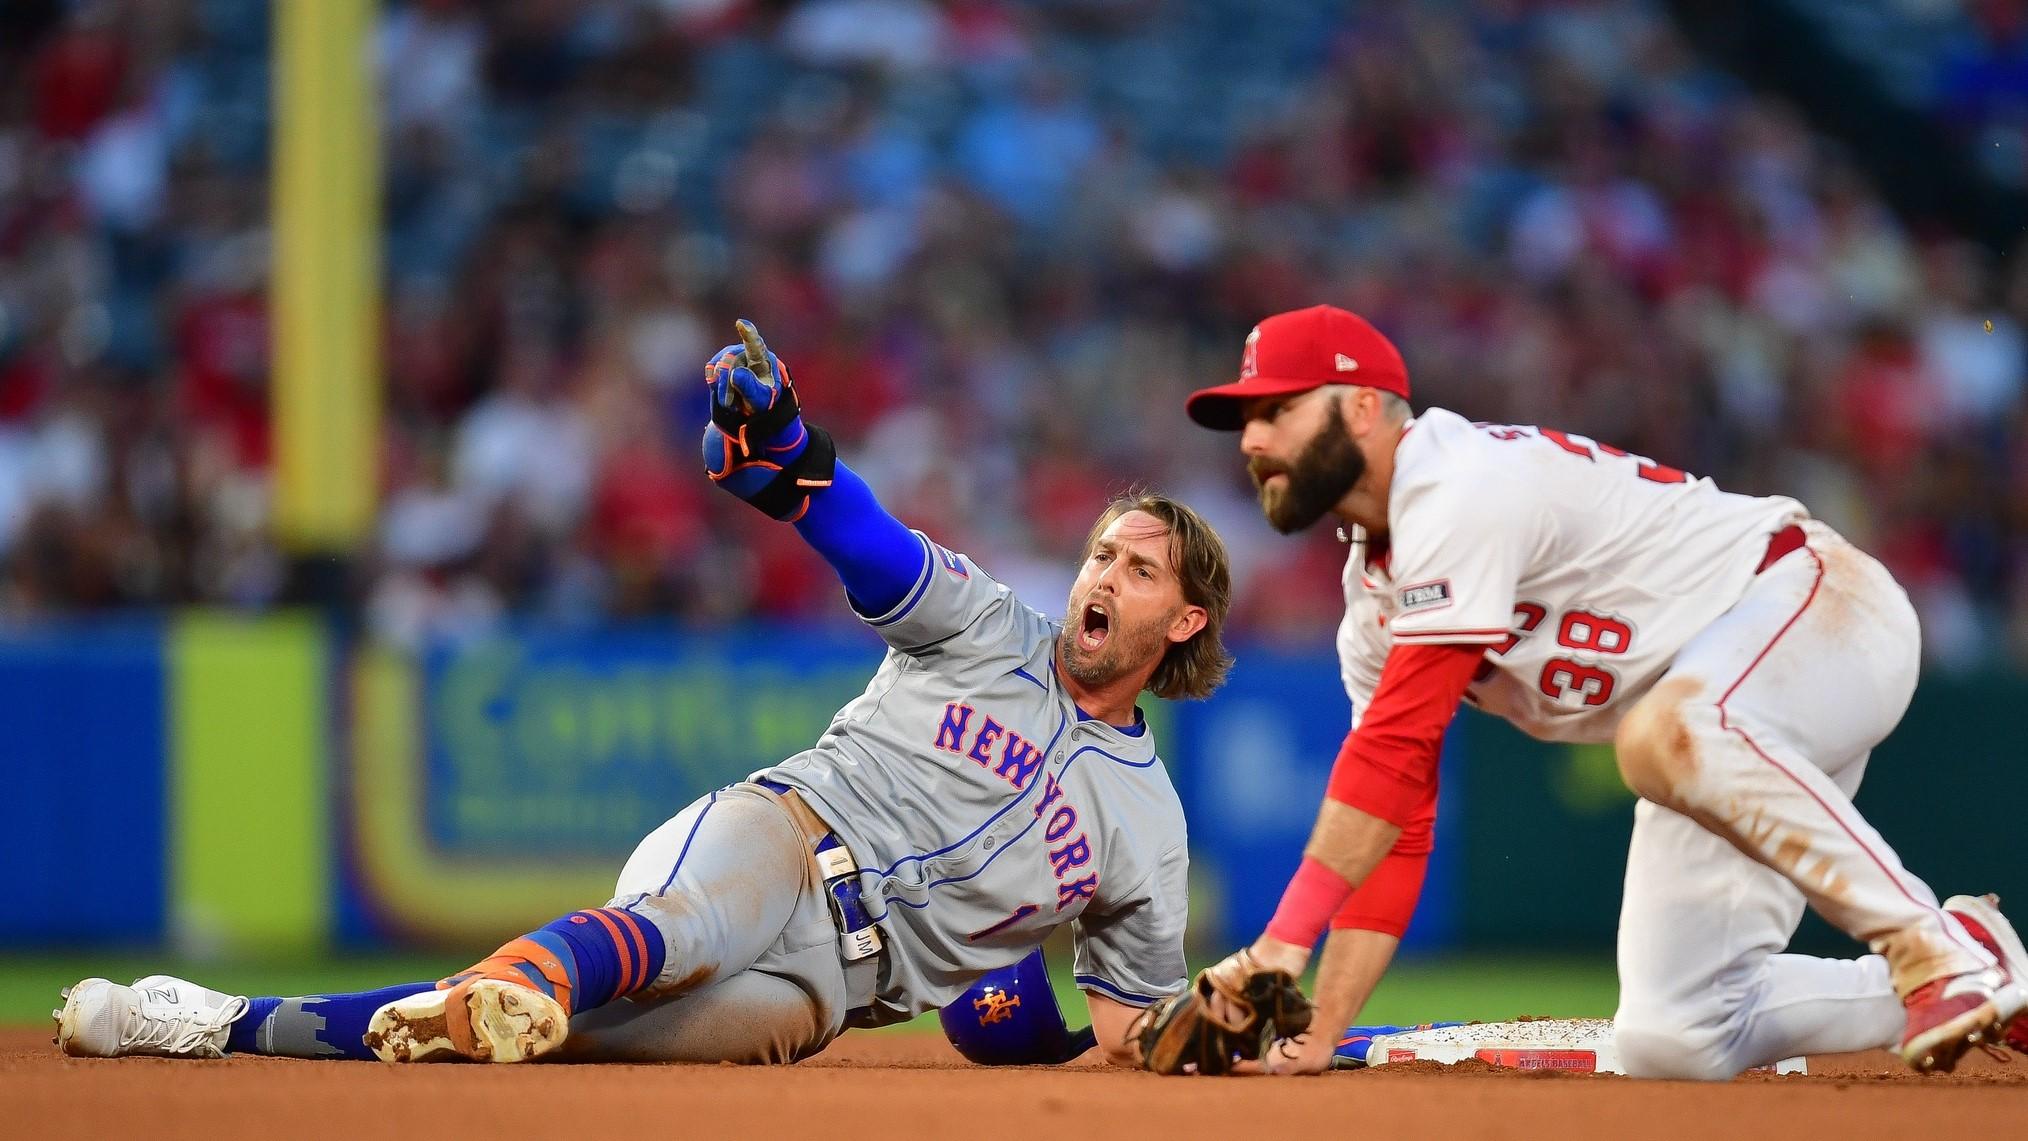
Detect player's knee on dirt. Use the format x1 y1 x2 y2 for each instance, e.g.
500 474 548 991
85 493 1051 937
1613 677 1710 810
1614 1007 1742 1082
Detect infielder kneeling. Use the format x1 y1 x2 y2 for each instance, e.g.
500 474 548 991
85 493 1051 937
57 321 1232 1067
1140 305 2028 1079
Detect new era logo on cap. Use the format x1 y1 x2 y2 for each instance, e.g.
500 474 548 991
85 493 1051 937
1335 353 1358 372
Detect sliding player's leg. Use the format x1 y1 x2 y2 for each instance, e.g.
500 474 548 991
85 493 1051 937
366 783 821 1063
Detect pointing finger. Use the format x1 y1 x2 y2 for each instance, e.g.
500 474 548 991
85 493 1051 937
735 319 774 383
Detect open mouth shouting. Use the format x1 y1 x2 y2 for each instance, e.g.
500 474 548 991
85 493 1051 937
1077 599 1112 653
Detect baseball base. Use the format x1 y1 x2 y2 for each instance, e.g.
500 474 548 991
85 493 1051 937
1337 1018 1808 1075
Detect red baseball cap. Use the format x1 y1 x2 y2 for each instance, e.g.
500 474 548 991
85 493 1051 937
1185 305 1411 430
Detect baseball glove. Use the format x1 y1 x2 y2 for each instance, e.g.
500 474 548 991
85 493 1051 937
1130 950 1314 1075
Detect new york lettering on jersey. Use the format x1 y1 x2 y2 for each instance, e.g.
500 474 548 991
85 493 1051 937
934 702 1049 790
932 704 1100 913
1338 408 1803 744
759 531 1189 1021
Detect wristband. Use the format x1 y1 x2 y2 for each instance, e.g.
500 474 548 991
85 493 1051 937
1265 854 1357 950
744 422 837 521
1328 844 1429 937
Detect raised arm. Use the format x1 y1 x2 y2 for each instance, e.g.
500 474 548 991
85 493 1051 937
700 319 926 615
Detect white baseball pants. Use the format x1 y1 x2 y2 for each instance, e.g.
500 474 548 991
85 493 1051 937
1612 520 1996 1079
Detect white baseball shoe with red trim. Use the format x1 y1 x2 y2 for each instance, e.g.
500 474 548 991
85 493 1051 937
1942 894 2028 1057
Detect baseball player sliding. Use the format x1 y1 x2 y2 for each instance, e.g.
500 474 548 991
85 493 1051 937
56 321 1234 1067
1133 304 2028 1080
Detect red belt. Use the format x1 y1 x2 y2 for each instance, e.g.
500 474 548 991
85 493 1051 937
1755 524 1806 574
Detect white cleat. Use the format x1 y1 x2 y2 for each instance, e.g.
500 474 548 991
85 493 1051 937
1944 894 2028 1057
55 975 249 1059
363 978 567 1064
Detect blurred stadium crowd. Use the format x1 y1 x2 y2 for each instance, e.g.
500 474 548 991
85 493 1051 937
1939 0 2028 187
1 0 2026 669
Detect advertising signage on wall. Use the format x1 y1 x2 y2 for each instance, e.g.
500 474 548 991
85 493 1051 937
419 632 879 854
7 616 2019 957
348 627 885 943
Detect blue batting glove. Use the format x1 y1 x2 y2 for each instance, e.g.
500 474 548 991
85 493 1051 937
700 319 831 520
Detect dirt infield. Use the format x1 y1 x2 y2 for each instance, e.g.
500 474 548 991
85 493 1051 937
9 1028 2026 1141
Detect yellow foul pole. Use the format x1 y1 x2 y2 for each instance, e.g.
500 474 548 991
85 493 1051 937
272 0 379 554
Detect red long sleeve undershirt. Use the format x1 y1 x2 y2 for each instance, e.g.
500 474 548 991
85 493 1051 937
1326 641 1485 823
1269 642 1484 943
1329 783 1437 937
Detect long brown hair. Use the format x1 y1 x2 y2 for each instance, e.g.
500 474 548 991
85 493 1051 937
1081 492 1234 701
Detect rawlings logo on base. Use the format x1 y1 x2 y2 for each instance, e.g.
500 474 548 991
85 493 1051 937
1474 1048 1598 1071
1345 1018 1808 1075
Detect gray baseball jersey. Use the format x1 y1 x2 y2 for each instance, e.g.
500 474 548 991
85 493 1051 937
758 531 1190 1025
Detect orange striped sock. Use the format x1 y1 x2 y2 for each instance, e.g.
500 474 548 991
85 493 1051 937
441 909 666 1015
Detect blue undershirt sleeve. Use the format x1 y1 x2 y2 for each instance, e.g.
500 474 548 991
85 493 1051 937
792 460 929 617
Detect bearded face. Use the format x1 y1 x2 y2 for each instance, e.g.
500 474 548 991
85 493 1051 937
1057 510 1196 693
1057 594 1178 690
1247 396 1366 533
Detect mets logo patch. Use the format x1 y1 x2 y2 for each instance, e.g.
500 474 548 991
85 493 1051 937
1398 580 1452 613
938 545 970 580
973 989 1020 1025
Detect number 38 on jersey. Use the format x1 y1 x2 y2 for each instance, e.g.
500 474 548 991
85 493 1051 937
1467 421 1686 710
1346 407 1804 742
1480 601 1637 708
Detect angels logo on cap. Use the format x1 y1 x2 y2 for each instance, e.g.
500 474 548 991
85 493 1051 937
1185 305 1411 431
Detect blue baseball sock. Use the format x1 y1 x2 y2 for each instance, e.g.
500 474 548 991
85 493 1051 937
222 910 668 1060
224 981 437 1061
450 908 666 1013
